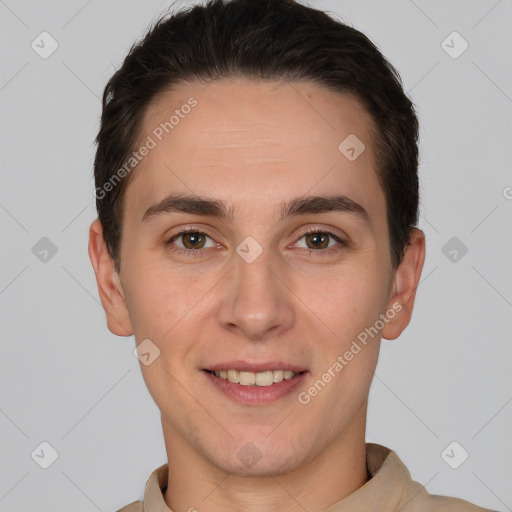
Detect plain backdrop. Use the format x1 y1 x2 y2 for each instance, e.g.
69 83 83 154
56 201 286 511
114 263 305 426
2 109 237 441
0 0 511 511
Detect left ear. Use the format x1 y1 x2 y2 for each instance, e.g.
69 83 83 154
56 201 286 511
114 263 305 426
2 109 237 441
381 228 426 340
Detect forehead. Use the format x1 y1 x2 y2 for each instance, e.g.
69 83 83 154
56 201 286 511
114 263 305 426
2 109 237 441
125 78 385 224
140 78 373 156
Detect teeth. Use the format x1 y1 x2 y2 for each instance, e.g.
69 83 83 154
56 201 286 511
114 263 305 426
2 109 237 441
212 369 299 386
239 371 256 385
227 369 239 384
273 370 284 383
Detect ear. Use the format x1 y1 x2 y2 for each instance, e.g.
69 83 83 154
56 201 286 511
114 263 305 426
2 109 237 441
381 228 426 340
88 219 133 336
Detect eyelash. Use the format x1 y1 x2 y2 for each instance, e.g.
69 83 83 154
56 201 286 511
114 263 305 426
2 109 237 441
165 227 346 258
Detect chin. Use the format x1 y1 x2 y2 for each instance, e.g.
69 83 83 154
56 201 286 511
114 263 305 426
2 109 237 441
208 439 310 478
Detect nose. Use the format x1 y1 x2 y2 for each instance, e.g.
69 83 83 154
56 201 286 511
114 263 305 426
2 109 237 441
216 246 295 341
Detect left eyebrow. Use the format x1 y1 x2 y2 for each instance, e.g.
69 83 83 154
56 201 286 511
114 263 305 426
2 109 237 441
278 195 370 225
141 193 371 227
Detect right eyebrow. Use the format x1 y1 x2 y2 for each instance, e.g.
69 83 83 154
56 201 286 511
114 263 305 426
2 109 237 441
142 194 233 222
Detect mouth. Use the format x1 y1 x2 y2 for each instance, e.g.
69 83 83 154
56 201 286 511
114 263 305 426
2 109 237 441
202 364 308 405
203 369 306 387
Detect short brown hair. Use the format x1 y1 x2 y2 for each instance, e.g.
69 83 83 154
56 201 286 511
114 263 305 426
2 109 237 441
94 0 419 272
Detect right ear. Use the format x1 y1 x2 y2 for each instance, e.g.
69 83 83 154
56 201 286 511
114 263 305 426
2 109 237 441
381 228 426 341
88 220 133 336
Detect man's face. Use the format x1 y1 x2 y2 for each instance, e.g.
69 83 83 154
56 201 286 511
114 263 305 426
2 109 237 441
106 79 402 476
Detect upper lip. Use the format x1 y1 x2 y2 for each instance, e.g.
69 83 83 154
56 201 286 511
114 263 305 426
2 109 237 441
204 361 308 373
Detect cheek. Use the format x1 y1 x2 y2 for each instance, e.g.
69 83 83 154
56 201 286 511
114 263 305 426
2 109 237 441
121 253 200 342
297 270 384 413
122 259 209 407
297 262 389 346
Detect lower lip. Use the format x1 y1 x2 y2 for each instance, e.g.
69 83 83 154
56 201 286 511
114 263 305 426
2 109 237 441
202 370 308 405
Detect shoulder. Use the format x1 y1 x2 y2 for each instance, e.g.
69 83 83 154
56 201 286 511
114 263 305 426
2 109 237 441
416 493 497 511
366 443 496 512
115 500 143 512
114 463 168 512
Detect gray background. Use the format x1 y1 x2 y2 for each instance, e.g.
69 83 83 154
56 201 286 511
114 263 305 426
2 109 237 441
0 0 511 510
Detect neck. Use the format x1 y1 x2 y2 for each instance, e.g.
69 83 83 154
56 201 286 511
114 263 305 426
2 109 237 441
162 408 369 512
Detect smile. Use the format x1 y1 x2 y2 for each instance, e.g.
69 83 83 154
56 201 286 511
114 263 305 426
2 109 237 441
205 369 302 386
202 367 308 405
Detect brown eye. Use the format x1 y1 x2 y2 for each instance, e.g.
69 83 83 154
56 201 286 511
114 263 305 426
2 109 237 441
166 230 217 253
181 232 206 249
293 229 346 256
304 232 330 249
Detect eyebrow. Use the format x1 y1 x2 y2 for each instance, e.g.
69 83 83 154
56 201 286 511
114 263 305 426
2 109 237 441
142 193 371 226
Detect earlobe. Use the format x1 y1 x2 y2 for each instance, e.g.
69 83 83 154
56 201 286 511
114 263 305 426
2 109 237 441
381 228 426 341
88 220 133 337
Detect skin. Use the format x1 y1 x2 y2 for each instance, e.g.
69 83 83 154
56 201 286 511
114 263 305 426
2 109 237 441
89 78 425 512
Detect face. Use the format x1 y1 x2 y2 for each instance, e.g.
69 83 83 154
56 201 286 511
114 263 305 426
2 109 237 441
90 78 424 478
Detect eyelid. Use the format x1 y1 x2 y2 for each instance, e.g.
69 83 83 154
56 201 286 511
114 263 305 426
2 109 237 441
289 227 346 255
293 226 345 243
165 226 220 251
